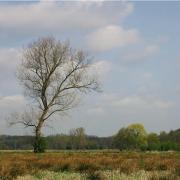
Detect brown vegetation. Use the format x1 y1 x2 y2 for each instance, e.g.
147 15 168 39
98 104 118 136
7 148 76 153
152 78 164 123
0 151 179 179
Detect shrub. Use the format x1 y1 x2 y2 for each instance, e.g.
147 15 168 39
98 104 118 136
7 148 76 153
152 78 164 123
87 171 104 180
33 137 47 153
76 162 99 173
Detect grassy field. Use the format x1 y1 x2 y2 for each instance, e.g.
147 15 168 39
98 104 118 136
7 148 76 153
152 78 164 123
0 151 179 180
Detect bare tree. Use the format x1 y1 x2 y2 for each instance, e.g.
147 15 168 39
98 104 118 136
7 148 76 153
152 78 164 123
69 127 87 149
15 37 100 152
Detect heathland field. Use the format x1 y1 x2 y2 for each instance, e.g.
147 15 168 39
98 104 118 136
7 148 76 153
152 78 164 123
0 151 179 180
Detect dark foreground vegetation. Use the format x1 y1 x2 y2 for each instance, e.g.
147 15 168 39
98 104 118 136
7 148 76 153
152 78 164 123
0 151 179 179
0 125 179 151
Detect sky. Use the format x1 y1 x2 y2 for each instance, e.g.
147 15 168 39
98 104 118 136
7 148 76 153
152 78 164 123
0 1 180 137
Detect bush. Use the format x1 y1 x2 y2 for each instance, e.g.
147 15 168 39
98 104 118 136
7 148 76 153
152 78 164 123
33 137 47 153
87 171 104 180
76 162 99 173
160 141 177 151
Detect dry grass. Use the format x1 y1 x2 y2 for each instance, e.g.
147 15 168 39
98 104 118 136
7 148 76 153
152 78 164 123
16 170 180 180
0 151 179 180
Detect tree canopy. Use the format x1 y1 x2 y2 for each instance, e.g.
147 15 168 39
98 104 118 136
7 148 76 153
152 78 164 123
14 37 100 152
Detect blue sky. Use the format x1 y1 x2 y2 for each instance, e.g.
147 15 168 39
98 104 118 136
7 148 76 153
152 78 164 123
0 1 180 136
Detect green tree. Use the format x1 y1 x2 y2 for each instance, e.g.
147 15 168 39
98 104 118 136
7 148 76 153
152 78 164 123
114 123 148 150
147 133 160 150
113 128 133 150
159 131 169 142
127 123 148 150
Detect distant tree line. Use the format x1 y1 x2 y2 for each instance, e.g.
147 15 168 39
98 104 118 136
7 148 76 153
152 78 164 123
113 124 180 151
0 124 179 151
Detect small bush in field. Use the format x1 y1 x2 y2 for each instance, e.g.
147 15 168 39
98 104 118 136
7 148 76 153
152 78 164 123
157 163 167 171
55 163 71 172
87 171 104 180
175 168 180 176
33 137 47 153
76 161 99 173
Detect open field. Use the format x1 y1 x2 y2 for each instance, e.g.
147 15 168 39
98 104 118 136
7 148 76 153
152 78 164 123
0 151 179 180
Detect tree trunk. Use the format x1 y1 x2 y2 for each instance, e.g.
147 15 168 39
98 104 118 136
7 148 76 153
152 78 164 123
34 120 44 153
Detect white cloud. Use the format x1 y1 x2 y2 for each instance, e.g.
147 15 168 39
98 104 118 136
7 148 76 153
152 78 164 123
111 95 173 110
176 85 180 92
142 72 153 80
90 60 112 78
0 95 26 112
0 48 21 94
0 95 24 103
0 1 133 36
0 94 30 135
0 48 21 71
87 25 140 51
101 93 173 110
155 36 169 44
123 44 159 62
145 45 159 54
87 107 104 115
153 100 173 109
